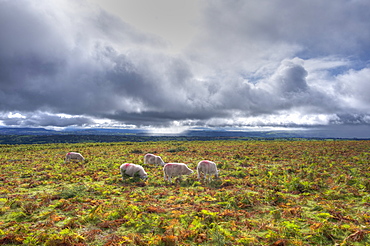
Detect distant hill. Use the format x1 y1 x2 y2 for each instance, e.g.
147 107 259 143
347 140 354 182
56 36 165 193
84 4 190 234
0 126 367 144
0 126 307 138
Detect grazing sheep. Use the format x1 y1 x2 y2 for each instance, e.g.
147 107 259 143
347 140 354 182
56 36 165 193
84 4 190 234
163 163 193 183
197 160 219 181
144 153 165 166
120 163 148 180
65 152 85 163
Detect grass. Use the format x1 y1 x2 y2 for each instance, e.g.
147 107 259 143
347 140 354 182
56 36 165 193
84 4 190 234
0 140 369 245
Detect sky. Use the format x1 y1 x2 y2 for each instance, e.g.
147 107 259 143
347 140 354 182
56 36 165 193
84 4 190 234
1 0 370 136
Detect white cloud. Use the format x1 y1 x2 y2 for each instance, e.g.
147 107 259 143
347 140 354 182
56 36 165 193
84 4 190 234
335 68 370 110
203 111 338 127
0 111 93 127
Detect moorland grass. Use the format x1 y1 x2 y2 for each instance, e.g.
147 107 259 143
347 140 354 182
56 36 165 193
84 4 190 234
0 140 369 245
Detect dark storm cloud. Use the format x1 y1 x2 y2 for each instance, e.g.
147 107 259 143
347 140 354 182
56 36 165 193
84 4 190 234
0 0 222 125
0 0 173 118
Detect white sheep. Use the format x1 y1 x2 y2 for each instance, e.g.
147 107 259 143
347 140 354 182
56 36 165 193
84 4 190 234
120 163 148 180
197 160 219 182
65 152 85 163
144 153 165 166
163 163 193 183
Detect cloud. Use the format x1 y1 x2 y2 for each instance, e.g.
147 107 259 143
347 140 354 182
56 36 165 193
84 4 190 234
335 68 370 111
271 58 308 95
0 1 166 112
192 0 370 65
0 112 93 128
0 0 369 131
89 0 200 52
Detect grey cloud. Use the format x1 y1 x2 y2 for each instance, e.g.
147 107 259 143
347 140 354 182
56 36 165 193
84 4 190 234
198 0 370 57
0 1 171 117
332 114 370 125
272 60 308 95
0 1 209 124
188 0 370 78
100 109 231 127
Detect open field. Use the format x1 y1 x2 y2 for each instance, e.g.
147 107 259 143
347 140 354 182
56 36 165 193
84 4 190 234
0 140 369 245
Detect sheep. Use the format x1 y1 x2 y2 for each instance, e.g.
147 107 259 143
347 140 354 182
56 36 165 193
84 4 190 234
197 160 219 182
163 163 193 183
144 153 165 166
65 152 85 163
120 163 148 180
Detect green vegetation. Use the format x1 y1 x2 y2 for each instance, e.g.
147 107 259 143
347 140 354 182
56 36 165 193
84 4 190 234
0 140 369 245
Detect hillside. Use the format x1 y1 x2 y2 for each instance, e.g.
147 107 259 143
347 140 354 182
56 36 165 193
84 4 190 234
0 140 369 245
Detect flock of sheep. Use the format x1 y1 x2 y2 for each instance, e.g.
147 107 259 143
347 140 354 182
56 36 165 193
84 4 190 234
65 152 219 183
